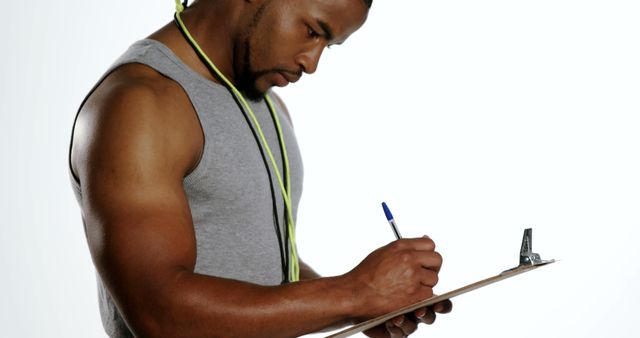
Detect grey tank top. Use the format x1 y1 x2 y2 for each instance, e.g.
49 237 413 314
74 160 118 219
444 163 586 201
69 39 303 337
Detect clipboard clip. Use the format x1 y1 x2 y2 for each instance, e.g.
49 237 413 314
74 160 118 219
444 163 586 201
518 228 554 267
503 228 554 274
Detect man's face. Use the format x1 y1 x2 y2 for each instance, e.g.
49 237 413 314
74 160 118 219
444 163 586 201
235 0 369 99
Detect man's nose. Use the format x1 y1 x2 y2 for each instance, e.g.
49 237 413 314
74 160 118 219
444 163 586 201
295 46 324 74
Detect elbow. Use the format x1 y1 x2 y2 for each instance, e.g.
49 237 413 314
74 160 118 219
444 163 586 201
124 310 167 338
116 287 187 338
118 280 199 337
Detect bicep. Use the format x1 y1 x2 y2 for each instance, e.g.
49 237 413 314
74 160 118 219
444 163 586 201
75 84 198 322
83 168 196 279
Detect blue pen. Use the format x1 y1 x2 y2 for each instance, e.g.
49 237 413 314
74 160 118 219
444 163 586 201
381 202 402 240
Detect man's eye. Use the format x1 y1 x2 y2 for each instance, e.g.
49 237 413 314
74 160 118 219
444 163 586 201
307 27 320 39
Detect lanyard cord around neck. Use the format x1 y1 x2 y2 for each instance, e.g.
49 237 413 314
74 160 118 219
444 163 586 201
174 0 299 282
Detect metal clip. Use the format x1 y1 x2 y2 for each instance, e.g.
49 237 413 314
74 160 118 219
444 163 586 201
502 228 554 274
518 228 554 267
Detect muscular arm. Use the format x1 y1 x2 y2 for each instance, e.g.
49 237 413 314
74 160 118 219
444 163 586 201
72 71 444 338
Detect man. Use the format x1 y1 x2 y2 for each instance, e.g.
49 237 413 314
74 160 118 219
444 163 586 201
69 0 452 337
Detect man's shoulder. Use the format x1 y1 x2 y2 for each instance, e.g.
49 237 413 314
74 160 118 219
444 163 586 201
72 63 203 181
83 61 204 131
88 63 182 113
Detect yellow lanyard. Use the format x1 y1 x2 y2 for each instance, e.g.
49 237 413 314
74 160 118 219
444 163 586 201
174 0 299 282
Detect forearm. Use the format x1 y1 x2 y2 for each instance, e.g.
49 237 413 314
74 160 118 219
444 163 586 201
127 270 358 338
297 259 356 332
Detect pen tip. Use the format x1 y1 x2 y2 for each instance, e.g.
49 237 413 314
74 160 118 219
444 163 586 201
381 202 394 221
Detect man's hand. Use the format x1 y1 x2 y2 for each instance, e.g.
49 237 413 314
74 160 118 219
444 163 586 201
363 300 453 338
343 236 452 336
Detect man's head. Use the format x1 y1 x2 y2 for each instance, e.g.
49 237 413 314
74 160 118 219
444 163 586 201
232 0 371 99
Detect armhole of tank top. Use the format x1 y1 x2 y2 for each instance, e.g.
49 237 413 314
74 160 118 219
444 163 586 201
68 62 209 187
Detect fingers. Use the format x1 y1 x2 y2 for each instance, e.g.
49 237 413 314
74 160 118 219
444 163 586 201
385 315 418 337
390 238 443 273
433 299 453 314
416 268 439 290
391 236 436 252
380 302 453 338
419 250 443 273
411 299 453 327
402 255 439 289
413 307 436 325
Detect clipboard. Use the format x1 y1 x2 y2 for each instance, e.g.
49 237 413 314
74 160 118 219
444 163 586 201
326 228 555 338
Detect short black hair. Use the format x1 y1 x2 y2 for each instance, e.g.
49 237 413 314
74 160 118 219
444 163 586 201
363 0 372 8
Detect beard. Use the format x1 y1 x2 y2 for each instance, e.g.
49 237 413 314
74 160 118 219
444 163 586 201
236 38 302 101
234 3 269 101
236 39 268 101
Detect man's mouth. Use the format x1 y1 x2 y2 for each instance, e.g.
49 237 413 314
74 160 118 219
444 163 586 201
273 72 290 87
280 71 301 84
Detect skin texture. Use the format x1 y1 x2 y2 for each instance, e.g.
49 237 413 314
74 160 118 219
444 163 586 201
70 0 452 336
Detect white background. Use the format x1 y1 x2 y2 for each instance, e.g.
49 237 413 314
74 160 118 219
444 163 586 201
1 1 638 337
